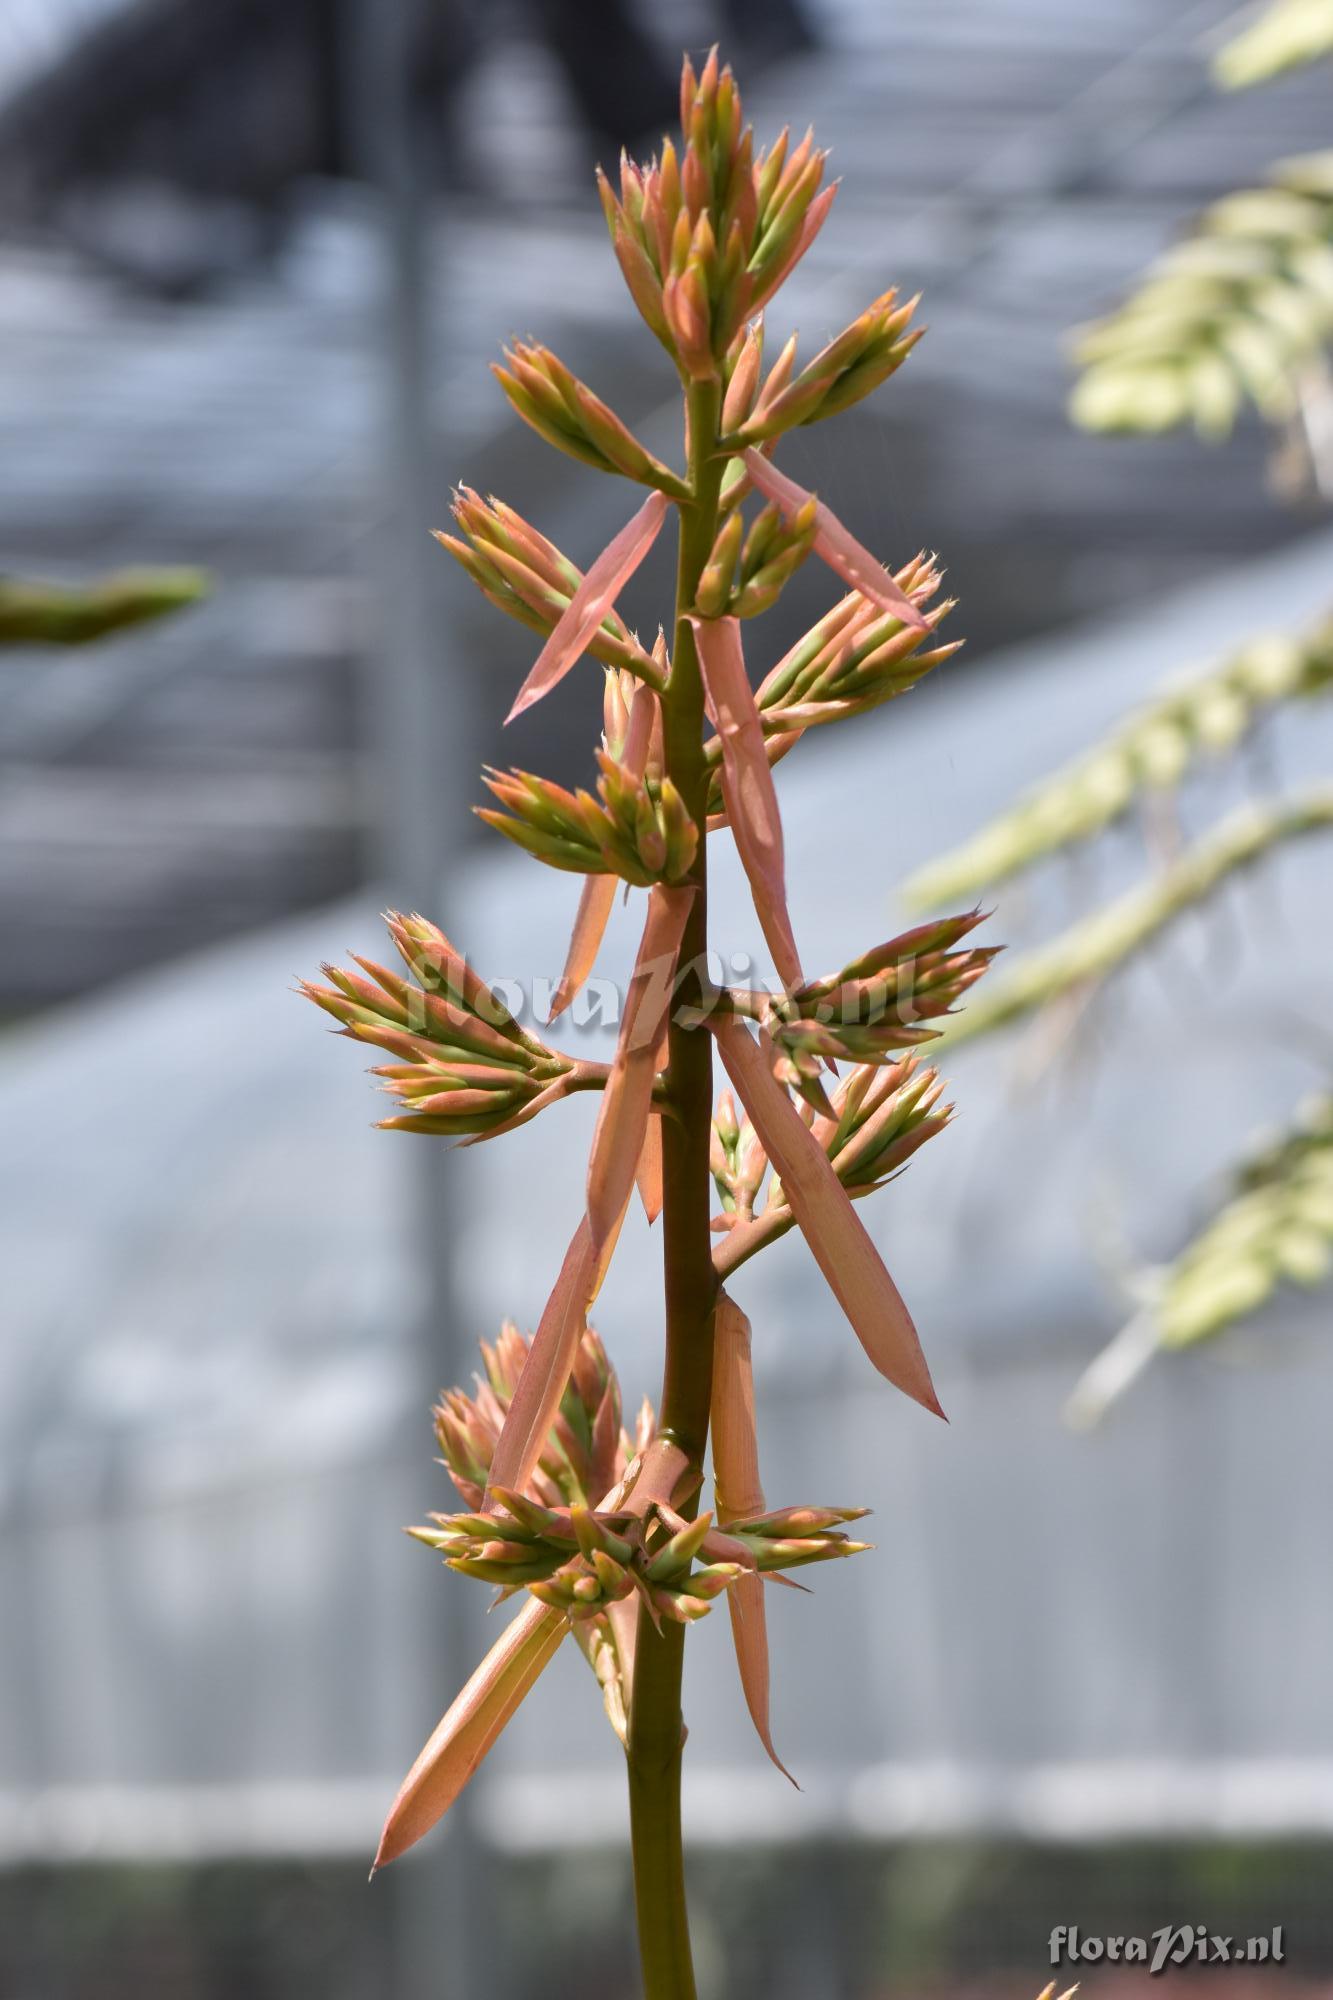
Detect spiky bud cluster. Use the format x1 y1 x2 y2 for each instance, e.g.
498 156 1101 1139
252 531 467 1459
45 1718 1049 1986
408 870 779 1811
696 496 817 618
718 1504 871 1569
733 914 996 1109
479 751 698 886
806 1058 953 1197
709 1086 768 1223
420 1328 865 1631
596 50 835 376
301 913 580 1138
602 661 666 768
438 490 663 686
721 288 923 446
434 1321 641 1512
705 567 958 812
492 343 691 499
417 1491 741 1625
907 616 1333 907
416 1488 866 1627
712 1055 952 1275
432 1322 655 1746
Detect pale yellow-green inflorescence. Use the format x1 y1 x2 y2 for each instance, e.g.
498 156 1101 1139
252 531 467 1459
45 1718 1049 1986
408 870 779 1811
1214 0 1333 90
906 618 1333 907
1069 150 1333 441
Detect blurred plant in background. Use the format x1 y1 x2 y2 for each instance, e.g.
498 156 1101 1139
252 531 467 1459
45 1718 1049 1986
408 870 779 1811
0 566 206 647
305 47 998 2000
1069 0 1333 486
908 0 1333 1424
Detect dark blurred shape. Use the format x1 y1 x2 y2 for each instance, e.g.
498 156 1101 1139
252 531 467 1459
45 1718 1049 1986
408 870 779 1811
530 0 815 154
0 0 813 294
519 0 677 156
3 1841 1333 2000
719 0 816 64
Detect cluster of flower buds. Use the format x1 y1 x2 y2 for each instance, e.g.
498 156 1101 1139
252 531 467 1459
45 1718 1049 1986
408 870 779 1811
596 51 836 375
716 320 792 476
711 1055 952 1277
808 1058 953 1198
422 1320 866 1648
301 912 583 1139
727 913 996 1109
719 288 923 447
696 495 818 619
492 343 691 499
438 489 663 687
433 1321 640 1513
415 1487 866 1629
429 1493 741 1625
478 747 697 886
602 661 665 769
709 1087 768 1224
716 1504 871 1570
431 1320 657 1743
704 567 959 814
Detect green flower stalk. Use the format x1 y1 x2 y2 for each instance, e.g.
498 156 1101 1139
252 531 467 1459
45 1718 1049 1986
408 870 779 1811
307 47 995 1999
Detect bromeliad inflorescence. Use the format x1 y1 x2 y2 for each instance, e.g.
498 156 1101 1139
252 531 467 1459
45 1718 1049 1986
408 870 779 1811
306 47 996 1999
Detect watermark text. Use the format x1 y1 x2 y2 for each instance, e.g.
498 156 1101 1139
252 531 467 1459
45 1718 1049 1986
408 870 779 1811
1049 1925 1285 1975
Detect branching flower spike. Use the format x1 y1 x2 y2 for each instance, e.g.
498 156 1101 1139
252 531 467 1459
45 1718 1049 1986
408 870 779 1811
306 49 996 1999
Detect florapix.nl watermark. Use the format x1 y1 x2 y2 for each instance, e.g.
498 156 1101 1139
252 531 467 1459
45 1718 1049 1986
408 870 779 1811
1049 1925 1286 1974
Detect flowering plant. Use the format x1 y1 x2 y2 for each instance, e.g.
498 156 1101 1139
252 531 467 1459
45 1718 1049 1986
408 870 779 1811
306 50 995 1997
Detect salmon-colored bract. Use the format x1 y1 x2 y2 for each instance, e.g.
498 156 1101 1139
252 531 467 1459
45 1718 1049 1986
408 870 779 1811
743 449 931 631
506 491 669 723
691 614 803 992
